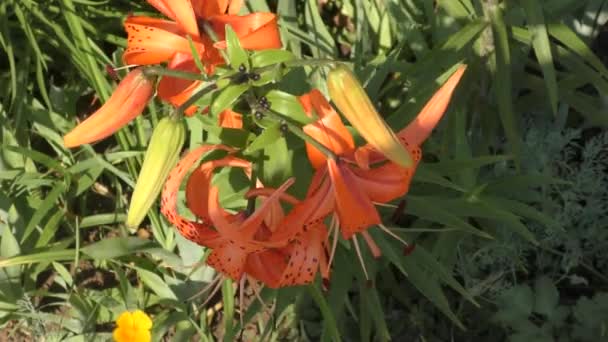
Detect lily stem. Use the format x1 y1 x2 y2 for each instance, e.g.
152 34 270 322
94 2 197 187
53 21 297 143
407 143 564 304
264 108 337 160
285 58 348 68
173 82 218 118
143 66 208 81
245 92 336 160
254 58 349 75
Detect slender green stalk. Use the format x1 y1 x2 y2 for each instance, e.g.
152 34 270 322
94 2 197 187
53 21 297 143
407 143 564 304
245 92 337 159
173 83 218 118
285 58 348 68
254 58 350 75
264 108 337 160
143 66 208 81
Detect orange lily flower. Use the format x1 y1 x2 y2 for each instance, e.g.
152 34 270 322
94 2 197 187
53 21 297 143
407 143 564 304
297 66 467 257
243 187 330 288
160 144 328 286
124 0 281 112
63 68 155 148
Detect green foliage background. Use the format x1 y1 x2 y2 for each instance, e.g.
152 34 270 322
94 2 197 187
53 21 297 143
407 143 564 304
1 0 608 341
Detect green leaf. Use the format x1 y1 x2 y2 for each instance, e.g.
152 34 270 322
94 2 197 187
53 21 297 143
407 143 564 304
79 213 127 229
360 282 390 341
483 196 562 232
407 196 493 239
308 284 341 342
0 246 75 269
1 226 21 282
81 237 158 259
495 285 534 324
534 276 559 317
135 266 178 301
486 3 521 159
251 49 295 68
210 83 249 116
22 182 66 243
304 0 336 57
222 278 235 337
225 25 249 70
261 137 291 187
186 35 206 73
374 234 465 329
522 1 558 115
264 90 312 124
2 145 65 173
244 122 282 154
548 23 608 79
325 246 353 326
436 0 474 19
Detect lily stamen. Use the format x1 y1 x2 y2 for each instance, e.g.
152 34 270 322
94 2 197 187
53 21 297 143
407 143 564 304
193 274 223 307
327 215 340 268
378 223 410 247
352 235 369 280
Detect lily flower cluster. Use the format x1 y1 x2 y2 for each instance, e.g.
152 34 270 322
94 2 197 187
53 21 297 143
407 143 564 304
62 0 466 289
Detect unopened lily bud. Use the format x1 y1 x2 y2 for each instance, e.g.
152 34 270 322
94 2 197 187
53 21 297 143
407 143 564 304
126 116 186 229
327 65 413 167
63 68 155 148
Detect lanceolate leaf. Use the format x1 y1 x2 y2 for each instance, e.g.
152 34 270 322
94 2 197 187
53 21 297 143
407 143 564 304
522 0 559 115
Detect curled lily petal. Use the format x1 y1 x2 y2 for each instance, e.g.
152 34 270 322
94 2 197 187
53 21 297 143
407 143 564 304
185 167 211 221
187 155 251 225
207 177 295 241
160 144 233 246
399 65 467 146
218 110 243 129
205 178 295 281
327 158 380 239
300 89 355 169
352 160 416 203
211 13 282 50
157 53 202 108
246 187 299 232
63 68 155 148
147 0 199 37
193 0 242 18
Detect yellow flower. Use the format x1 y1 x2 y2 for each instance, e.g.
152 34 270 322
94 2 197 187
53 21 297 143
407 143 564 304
113 310 152 342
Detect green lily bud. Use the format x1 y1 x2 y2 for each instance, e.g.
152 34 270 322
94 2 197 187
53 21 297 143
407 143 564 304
327 65 413 168
126 116 186 229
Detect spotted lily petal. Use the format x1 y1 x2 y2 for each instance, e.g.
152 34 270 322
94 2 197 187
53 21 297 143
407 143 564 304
124 16 205 65
160 144 234 246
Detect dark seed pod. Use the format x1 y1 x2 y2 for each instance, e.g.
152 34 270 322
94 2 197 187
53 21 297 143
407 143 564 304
249 73 261 81
238 63 246 72
279 121 289 134
254 111 264 120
